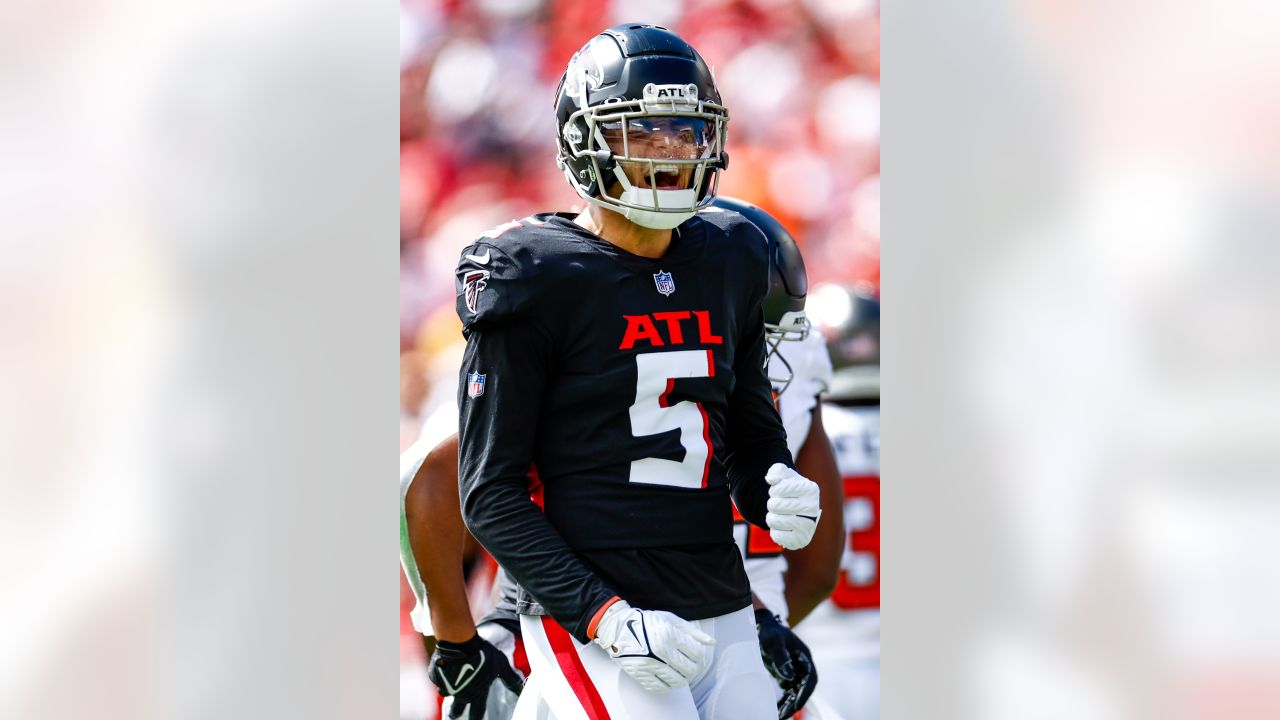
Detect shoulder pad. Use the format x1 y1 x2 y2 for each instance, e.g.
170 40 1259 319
796 331 834 397
696 208 770 294
699 206 769 257
697 203 757 235
455 221 541 331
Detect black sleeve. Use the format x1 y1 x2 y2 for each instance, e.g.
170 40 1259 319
456 242 532 334
723 299 795 530
456 319 619 644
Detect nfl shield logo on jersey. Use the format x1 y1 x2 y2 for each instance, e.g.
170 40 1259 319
653 270 675 297
467 372 486 398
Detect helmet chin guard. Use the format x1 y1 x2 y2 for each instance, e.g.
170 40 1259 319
615 200 696 230
601 166 701 229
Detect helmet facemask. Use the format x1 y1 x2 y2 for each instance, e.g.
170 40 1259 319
764 310 811 398
559 82 728 229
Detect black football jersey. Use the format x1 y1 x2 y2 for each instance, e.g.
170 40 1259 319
455 211 793 643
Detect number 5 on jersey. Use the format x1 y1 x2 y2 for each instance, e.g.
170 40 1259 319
628 350 715 489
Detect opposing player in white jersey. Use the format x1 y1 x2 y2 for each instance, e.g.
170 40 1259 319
399 198 844 720
402 428 526 720
698 198 846 719
794 285 881 720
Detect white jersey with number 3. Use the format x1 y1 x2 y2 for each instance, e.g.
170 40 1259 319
796 400 881 720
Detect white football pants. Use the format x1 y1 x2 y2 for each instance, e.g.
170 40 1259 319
514 606 775 720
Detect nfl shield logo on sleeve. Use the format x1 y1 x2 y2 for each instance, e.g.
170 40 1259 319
467 372 486 398
653 270 675 297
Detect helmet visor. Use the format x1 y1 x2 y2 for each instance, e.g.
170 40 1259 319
598 116 715 161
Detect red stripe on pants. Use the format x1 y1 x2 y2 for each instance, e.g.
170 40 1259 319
541 616 611 720
513 636 531 677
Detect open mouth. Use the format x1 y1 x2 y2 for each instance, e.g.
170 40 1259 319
639 164 688 190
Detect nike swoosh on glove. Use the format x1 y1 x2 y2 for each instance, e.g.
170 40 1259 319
765 463 821 550
429 633 524 720
755 609 818 719
592 600 716 693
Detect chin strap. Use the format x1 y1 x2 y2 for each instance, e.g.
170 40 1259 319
619 204 694 230
582 193 697 230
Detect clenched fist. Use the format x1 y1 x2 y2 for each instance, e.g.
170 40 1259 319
765 463 821 550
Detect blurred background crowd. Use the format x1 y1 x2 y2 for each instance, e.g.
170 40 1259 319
398 1 880 716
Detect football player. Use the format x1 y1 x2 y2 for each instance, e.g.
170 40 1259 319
455 22 824 712
708 198 845 718
401 433 525 720
455 23 822 717
402 195 843 719
794 285 881 720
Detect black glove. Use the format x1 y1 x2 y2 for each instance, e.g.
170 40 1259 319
428 633 524 720
755 609 818 719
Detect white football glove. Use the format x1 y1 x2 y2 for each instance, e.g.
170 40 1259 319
765 463 821 550
592 600 715 693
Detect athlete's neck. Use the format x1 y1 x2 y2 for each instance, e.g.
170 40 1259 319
574 205 672 259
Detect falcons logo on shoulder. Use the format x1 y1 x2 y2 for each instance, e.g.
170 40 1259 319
463 270 489 314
